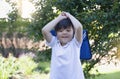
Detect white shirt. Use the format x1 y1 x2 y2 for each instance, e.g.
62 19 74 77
47 36 85 79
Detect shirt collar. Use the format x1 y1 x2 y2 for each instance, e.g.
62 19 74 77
57 40 71 48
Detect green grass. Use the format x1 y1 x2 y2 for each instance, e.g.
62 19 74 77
91 62 120 79
38 70 120 79
95 71 120 79
0 53 120 79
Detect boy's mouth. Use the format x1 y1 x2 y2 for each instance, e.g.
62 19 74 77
61 36 69 38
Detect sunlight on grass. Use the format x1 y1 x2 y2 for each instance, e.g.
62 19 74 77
95 71 120 79
90 62 120 79
96 63 120 74
39 73 50 79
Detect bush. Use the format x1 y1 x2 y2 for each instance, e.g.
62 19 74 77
0 54 37 79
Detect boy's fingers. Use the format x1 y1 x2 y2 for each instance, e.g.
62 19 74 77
61 11 66 16
64 12 70 18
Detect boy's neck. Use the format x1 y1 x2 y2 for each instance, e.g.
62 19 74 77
60 42 67 46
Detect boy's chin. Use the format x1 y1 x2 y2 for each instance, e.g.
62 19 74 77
60 43 67 46
60 41 69 46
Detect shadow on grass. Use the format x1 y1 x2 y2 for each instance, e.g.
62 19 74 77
94 71 120 79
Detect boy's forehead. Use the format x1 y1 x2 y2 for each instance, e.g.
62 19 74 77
59 26 72 29
56 27 73 32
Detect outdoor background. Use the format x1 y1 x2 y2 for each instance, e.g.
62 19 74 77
0 0 120 79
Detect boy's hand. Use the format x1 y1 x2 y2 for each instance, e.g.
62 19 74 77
62 12 71 18
57 12 67 20
61 12 66 16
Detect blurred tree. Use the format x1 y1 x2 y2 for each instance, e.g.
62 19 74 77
0 0 30 34
0 0 31 58
28 0 58 41
29 0 120 78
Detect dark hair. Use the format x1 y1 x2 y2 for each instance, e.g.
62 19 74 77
55 18 74 31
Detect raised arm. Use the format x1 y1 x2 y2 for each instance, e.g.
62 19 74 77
65 12 83 43
42 13 67 43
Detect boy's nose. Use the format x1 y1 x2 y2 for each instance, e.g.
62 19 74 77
62 30 67 34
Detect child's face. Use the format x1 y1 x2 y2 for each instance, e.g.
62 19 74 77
56 26 74 46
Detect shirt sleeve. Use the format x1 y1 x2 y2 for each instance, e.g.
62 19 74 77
73 37 82 47
46 36 57 47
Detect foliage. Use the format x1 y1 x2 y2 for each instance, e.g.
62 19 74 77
28 0 59 41
0 55 37 79
34 49 51 62
0 0 119 78
0 18 30 34
28 0 120 78
0 0 30 34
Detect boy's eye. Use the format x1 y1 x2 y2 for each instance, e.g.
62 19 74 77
66 29 71 32
58 29 63 32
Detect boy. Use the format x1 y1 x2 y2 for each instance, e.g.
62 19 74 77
42 12 85 79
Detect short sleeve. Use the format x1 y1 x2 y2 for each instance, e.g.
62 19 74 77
46 36 57 47
73 37 82 47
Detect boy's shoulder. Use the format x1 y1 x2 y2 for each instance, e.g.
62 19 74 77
46 36 57 47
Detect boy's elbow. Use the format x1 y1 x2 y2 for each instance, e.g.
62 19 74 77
78 23 83 28
42 28 50 35
75 23 83 30
75 25 82 31
41 28 44 33
42 28 47 35
42 28 45 32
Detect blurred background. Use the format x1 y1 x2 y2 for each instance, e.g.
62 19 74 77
0 0 120 79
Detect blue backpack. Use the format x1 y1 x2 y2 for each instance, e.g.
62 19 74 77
80 30 92 60
50 30 92 60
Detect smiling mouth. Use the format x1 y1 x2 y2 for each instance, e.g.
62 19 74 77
61 36 68 38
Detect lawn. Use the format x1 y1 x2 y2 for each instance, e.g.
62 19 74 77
95 71 120 79
93 62 120 79
0 53 120 79
39 62 120 79
39 70 120 79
